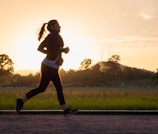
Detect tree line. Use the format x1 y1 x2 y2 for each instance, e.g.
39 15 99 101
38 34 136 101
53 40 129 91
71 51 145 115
0 54 158 87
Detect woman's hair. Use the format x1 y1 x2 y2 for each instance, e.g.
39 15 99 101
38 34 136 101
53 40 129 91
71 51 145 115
37 20 58 41
37 23 47 41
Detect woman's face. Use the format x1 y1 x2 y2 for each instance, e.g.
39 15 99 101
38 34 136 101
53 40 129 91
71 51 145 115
51 22 61 33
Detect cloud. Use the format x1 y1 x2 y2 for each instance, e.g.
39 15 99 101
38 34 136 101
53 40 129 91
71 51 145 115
138 12 156 20
136 0 158 20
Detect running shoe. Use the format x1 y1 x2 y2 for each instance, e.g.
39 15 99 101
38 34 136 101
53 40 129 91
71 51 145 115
63 108 78 117
16 98 23 113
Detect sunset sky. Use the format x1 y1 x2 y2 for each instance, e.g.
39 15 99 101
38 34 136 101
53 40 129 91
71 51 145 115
0 0 158 74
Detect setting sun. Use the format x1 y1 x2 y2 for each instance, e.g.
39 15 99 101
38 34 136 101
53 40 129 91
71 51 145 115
1 0 158 75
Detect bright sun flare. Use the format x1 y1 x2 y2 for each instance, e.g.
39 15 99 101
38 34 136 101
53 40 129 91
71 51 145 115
13 29 94 72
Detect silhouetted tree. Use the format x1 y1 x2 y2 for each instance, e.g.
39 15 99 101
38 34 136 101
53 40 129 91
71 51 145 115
79 58 92 70
108 55 120 63
0 54 14 75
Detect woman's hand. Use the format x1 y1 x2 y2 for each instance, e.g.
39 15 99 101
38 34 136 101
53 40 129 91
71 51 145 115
60 47 70 54
64 47 70 54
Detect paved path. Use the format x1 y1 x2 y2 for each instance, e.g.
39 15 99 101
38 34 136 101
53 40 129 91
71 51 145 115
0 114 158 134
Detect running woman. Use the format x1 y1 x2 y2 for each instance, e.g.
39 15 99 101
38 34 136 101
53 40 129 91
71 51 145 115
16 20 78 117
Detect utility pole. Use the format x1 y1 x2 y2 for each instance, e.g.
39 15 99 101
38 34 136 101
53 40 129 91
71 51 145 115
101 46 103 61
108 45 111 58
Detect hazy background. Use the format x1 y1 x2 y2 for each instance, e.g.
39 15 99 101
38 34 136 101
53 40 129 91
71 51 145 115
1 0 158 74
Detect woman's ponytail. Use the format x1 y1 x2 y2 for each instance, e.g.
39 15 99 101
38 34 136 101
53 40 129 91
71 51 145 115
37 23 47 41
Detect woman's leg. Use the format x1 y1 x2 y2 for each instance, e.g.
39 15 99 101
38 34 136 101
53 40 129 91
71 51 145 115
51 69 67 110
23 64 50 103
16 64 50 112
52 72 78 116
23 76 50 102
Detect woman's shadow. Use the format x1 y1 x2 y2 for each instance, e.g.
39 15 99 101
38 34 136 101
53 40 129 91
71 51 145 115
64 116 98 134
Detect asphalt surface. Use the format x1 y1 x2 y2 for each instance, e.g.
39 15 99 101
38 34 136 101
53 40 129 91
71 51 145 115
0 110 158 134
1 110 158 115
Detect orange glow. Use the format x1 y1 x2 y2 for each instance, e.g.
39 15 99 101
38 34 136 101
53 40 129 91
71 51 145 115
0 0 158 75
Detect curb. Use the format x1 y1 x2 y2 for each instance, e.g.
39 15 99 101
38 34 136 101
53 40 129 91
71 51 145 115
1 110 158 115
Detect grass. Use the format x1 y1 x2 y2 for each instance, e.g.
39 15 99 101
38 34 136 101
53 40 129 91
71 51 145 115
0 87 158 110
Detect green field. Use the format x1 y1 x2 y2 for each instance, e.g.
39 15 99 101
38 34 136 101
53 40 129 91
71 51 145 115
0 87 158 110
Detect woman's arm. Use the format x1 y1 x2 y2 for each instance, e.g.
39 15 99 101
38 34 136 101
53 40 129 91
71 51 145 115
37 34 52 54
60 47 70 54
37 41 48 54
